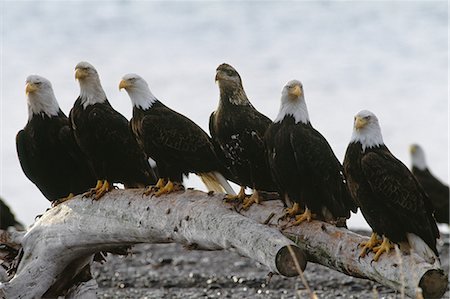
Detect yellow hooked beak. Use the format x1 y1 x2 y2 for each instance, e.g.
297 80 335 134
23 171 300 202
25 82 38 95
119 79 129 90
354 116 367 130
289 84 302 98
75 68 87 80
410 144 417 154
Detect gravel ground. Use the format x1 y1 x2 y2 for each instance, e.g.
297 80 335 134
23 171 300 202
92 231 449 299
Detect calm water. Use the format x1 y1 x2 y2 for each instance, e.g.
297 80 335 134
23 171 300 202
1 1 448 229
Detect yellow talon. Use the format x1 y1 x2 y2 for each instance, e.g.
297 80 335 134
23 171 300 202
372 236 395 261
155 180 174 196
291 207 314 225
285 202 301 218
359 232 381 258
83 180 103 198
225 186 247 202
94 180 111 200
143 178 167 196
52 193 75 207
242 189 261 210
155 178 166 189
94 180 103 190
154 180 184 197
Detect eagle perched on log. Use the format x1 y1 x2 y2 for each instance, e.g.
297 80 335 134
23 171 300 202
265 80 356 225
70 62 155 200
343 110 439 263
16 75 95 203
119 73 235 196
210 63 276 208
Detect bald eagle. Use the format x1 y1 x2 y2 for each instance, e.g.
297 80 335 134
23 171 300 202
119 74 235 196
410 144 449 224
16 75 95 203
343 110 439 263
70 62 156 199
210 63 276 208
265 80 356 225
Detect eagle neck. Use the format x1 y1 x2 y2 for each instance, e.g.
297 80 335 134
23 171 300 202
79 77 107 109
27 90 60 121
219 83 252 107
350 126 384 153
128 87 158 110
274 95 310 124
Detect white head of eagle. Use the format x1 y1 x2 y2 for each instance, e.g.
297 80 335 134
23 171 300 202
274 80 310 124
119 74 157 110
350 110 384 152
25 75 60 121
410 144 428 171
75 61 107 109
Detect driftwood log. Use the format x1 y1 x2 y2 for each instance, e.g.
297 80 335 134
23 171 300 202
241 202 447 299
0 189 305 298
0 189 447 298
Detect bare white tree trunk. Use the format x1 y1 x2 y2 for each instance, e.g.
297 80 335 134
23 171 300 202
0 189 304 299
240 201 447 299
0 189 447 298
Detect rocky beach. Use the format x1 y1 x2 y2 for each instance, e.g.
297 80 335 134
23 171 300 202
93 231 449 298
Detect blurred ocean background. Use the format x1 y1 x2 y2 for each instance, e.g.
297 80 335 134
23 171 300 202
1 1 448 231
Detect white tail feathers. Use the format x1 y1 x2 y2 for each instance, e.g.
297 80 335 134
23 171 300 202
406 233 439 265
198 172 236 196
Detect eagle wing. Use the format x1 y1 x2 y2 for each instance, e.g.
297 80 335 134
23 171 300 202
362 151 428 213
209 106 274 190
16 129 35 183
71 100 154 186
413 168 450 206
209 111 225 160
69 100 129 149
16 128 61 200
58 117 87 161
415 169 450 223
361 150 439 243
208 111 217 140
227 107 271 162
87 103 130 142
245 108 273 152
140 108 217 167
58 122 96 189
290 125 357 215
209 112 240 183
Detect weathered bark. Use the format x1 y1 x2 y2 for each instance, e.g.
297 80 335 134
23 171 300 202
0 189 305 298
0 189 447 298
240 203 448 299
